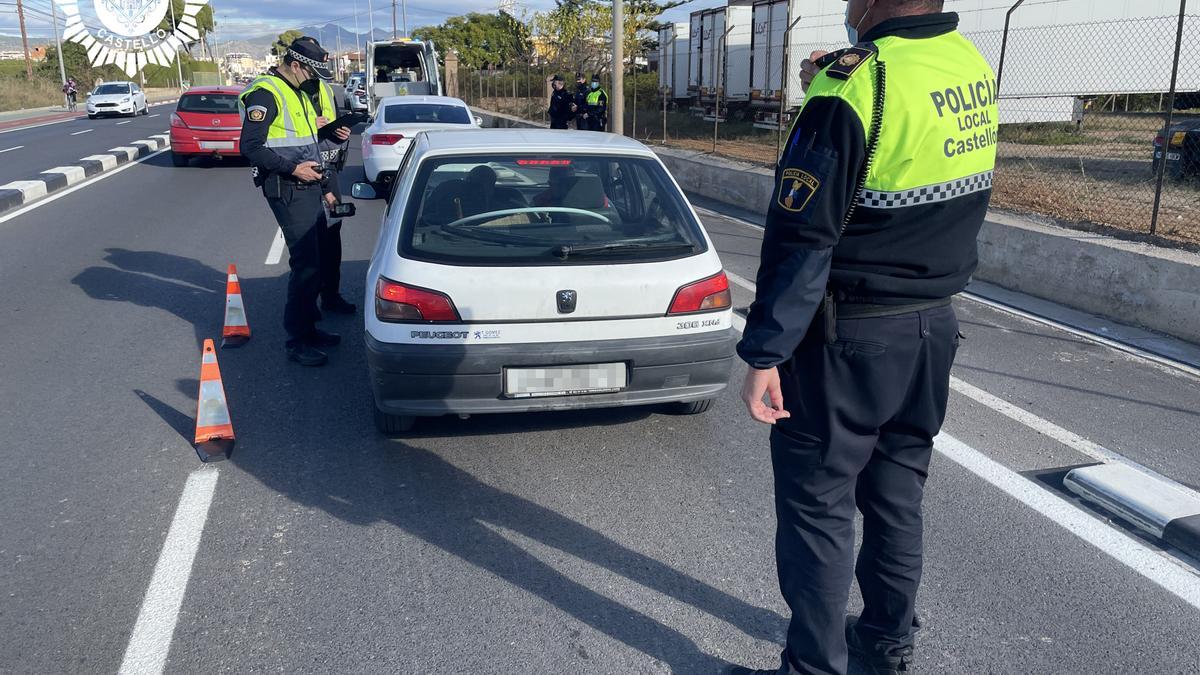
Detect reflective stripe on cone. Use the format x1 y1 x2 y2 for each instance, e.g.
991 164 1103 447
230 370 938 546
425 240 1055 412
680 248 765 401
222 263 250 348
194 338 235 463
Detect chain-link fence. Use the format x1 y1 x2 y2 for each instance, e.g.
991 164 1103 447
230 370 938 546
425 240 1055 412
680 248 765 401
469 2 1199 246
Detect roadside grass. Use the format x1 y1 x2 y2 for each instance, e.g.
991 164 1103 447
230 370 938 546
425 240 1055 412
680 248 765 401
0 76 64 111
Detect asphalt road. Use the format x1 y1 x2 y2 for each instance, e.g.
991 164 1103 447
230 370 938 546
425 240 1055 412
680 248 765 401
0 135 1198 674
0 107 173 186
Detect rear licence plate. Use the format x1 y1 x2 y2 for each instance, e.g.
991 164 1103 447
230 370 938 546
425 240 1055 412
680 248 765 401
504 363 627 398
200 141 235 150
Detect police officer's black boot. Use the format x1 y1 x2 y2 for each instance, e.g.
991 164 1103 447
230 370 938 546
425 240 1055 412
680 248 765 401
308 328 341 348
321 295 357 315
846 620 914 675
286 342 328 367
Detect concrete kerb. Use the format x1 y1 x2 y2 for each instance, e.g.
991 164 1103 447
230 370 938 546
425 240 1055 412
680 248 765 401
0 135 170 217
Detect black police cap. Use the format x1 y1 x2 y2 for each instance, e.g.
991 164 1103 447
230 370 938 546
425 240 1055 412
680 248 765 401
551 74 564 82
287 36 333 81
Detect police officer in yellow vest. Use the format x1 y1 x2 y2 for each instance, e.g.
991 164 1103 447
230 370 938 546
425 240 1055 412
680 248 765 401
732 2 998 674
300 76 357 316
585 74 608 132
240 37 348 367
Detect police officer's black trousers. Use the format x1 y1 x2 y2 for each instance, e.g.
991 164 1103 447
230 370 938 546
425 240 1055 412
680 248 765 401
550 118 570 129
771 304 958 675
317 177 343 302
265 183 323 347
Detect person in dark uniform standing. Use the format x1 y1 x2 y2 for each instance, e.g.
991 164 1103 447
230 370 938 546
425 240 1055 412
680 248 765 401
239 37 347 367
573 72 589 130
300 75 357 315
547 74 575 129
730 1 998 674
585 74 608 132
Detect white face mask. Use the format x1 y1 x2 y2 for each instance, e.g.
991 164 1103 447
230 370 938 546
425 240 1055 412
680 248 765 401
845 0 872 44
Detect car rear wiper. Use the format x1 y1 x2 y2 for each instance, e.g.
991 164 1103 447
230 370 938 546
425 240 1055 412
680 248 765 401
553 242 696 259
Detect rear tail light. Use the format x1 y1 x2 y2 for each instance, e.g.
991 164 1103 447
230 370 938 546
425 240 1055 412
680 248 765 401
170 112 188 128
668 272 732 315
376 277 461 322
1154 134 1165 148
370 133 404 145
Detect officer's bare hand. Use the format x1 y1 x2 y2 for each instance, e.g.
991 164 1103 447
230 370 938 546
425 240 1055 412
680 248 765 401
323 192 337 207
292 161 322 182
800 50 829 93
741 367 791 425
333 126 351 141
315 115 329 128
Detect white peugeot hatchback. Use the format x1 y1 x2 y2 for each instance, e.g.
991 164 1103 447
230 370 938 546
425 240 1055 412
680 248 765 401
352 129 735 433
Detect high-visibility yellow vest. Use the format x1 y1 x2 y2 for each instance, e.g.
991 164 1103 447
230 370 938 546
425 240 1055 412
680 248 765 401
586 88 607 108
802 31 998 211
239 74 322 167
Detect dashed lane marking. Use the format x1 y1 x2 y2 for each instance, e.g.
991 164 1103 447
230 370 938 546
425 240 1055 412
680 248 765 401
70 129 93 136
265 228 285 265
0 145 23 153
117 120 132 125
118 468 219 675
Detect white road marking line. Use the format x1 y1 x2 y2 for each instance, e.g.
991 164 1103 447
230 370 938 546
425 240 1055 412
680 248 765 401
70 129 93 136
148 114 160 118
934 434 1200 608
0 115 82 135
265 228 285 265
947 377 1120 464
0 147 169 226
118 468 219 675
0 145 23 153
117 120 132 125
696 205 763 230
725 270 756 293
728 313 1200 603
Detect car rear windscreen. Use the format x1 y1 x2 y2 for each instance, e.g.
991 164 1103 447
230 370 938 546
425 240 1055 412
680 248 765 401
178 93 240 114
400 154 706 265
384 104 470 125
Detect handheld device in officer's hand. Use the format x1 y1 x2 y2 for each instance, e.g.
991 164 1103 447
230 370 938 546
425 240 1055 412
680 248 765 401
330 203 356 218
327 111 369 133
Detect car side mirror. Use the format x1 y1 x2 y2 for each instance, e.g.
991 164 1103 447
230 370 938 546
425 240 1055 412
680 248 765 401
351 182 379 200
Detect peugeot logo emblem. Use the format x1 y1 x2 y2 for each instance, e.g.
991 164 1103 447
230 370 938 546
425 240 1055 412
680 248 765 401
557 289 577 314
212 118 221 125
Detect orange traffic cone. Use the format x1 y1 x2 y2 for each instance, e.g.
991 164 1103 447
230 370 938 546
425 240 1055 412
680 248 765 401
194 339 235 463
222 264 250 348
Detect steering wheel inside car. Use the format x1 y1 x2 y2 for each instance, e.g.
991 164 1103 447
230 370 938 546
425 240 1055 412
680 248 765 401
445 207 612 229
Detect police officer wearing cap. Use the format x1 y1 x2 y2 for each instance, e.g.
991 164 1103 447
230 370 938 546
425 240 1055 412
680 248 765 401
239 37 349 367
730 1 998 674
573 72 589 130
547 74 575 129
299 74 357 316
584 74 608 132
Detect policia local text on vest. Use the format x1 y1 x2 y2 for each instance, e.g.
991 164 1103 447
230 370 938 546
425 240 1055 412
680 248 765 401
239 37 346 367
732 7 998 675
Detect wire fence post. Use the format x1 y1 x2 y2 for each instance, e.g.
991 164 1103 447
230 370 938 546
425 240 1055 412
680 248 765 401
995 0 1027 94
1150 0 1188 236
713 25 734 154
663 33 674 145
777 14 804 160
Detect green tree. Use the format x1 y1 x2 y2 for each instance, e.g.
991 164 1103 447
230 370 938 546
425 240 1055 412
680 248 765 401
272 30 305 56
156 0 216 39
412 12 532 70
531 0 682 76
36 42 123 87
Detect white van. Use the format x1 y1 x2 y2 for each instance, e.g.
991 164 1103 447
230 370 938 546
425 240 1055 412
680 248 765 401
365 38 443 116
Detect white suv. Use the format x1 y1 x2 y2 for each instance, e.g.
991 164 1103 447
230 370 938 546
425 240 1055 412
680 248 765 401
352 129 735 433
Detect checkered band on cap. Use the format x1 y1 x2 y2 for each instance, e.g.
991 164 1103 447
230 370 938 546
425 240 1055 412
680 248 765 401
287 48 328 69
858 171 993 209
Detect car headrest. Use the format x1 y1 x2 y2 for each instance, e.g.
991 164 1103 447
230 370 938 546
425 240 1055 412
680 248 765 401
561 174 606 209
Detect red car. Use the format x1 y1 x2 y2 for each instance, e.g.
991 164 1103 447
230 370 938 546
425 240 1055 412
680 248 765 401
169 86 244 166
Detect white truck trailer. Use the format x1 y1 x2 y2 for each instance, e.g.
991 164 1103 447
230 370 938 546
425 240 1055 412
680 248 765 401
364 38 443 117
658 23 690 103
688 4 753 119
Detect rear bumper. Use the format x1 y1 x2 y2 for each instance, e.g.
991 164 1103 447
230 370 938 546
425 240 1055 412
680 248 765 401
366 329 736 416
170 130 241 156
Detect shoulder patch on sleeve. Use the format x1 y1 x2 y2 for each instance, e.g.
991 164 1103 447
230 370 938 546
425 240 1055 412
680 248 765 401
824 44 878 81
776 168 821 213
247 105 267 122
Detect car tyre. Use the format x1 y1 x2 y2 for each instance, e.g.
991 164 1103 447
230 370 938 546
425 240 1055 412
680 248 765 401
375 407 416 434
171 151 189 167
666 399 714 415
87 113 96 119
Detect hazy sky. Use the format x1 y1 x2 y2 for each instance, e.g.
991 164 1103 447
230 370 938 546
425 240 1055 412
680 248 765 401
2 0 727 42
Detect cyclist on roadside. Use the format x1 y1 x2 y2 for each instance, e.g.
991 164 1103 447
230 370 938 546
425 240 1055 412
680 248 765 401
63 78 78 111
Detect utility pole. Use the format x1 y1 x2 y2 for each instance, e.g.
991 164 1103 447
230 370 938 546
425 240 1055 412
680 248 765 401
368 0 376 40
402 0 408 37
611 0 624 135
169 0 185 90
354 2 362 75
50 0 68 107
16 0 33 80
392 0 398 40
337 27 343 80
